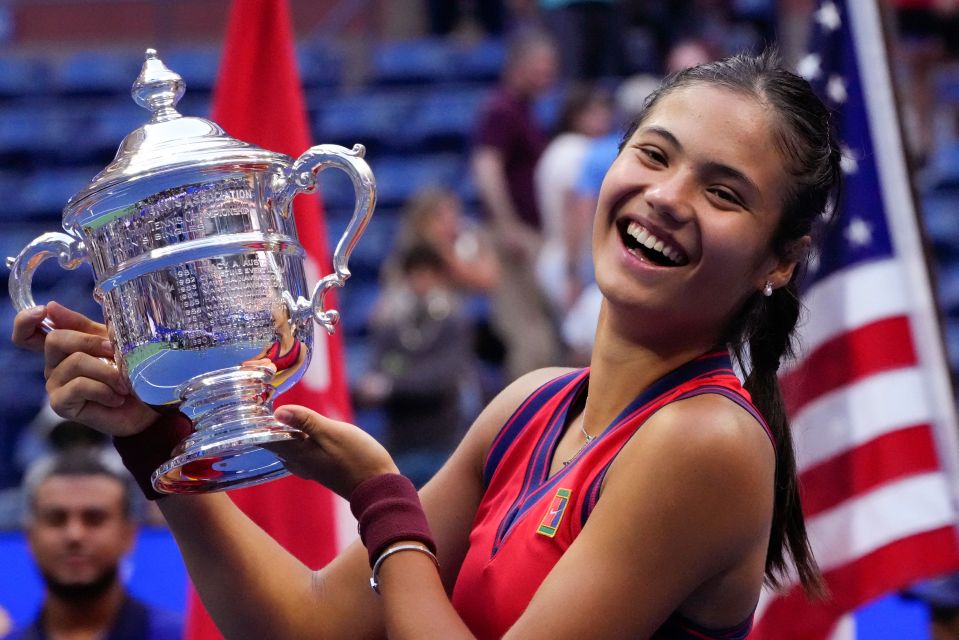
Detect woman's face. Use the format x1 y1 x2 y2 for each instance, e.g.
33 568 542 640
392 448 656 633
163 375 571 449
591 83 798 341
424 195 461 245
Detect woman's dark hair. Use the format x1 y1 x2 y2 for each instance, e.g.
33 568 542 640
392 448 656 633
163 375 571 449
622 49 842 597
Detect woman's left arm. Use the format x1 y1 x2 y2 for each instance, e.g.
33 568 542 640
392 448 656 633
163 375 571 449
371 394 776 639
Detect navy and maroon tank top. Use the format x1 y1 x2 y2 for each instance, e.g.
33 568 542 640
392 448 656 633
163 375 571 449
451 350 772 639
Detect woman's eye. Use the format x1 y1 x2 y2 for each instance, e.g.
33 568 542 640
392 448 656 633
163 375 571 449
709 187 744 207
639 147 666 165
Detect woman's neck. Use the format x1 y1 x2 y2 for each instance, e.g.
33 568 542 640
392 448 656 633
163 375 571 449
583 302 722 436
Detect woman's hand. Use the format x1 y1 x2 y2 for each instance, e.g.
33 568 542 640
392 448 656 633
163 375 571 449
14 302 160 437
12 301 106 352
268 405 400 498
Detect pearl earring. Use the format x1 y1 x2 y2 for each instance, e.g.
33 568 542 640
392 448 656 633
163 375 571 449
763 281 773 297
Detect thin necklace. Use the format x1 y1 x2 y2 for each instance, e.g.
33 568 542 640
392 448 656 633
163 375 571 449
563 418 594 466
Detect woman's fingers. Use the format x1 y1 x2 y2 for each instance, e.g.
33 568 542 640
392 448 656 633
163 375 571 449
11 305 48 351
48 375 126 419
46 301 108 337
270 405 398 497
45 349 128 396
44 330 115 380
275 405 346 444
12 302 108 353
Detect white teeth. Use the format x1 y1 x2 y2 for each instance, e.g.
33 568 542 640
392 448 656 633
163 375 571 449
624 221 683 265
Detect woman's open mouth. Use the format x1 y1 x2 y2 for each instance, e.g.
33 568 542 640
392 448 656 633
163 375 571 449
617 220 689 267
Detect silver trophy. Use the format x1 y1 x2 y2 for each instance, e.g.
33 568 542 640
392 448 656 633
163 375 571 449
7 50 376 494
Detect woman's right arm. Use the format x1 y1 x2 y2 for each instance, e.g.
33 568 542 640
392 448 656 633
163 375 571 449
13 303 542 639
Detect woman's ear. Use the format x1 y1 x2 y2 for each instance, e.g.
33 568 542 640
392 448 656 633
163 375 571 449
762 235 811 292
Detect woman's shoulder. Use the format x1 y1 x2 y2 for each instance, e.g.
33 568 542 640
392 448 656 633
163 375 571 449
606 391 776 515
640 392 775 468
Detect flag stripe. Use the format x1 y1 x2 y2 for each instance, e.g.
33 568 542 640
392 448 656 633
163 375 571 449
799 424 941 517
781 315 916 416
790 367 934 472
753 526 959 639
783 259 910 367
807 472 956 572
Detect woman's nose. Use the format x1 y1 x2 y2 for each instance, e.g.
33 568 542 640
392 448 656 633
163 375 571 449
643 170 695 224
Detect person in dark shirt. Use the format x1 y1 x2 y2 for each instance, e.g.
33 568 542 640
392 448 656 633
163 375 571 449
471 28 561 381
6 449 181 640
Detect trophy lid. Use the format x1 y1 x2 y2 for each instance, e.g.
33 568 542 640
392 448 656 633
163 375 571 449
64 49 289 226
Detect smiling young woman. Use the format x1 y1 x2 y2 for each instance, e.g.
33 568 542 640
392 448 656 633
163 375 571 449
14 49 840 640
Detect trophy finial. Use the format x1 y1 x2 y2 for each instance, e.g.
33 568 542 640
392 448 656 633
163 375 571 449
132 48 185 122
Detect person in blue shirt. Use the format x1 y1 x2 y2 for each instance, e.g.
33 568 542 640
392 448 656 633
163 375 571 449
5 448 181 640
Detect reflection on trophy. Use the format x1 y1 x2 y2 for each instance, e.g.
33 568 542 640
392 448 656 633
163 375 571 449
6 49 376 494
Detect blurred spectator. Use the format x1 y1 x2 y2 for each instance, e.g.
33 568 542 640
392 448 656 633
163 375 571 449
374 187 501 396
4 449 182 640
471 28 561 381
538 0 625 79
534 83 614 315
891 0 959 165
665 37 719 75
377 187 499 299
356 245 475 487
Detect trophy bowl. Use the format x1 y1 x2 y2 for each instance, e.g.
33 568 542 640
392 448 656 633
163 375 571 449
7 50 376 494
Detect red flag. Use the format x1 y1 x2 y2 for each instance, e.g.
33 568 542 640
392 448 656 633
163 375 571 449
752 1 959 637
184 1 354 638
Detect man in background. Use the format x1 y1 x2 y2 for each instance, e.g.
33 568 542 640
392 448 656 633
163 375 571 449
471 28 561 381
5 448 181 640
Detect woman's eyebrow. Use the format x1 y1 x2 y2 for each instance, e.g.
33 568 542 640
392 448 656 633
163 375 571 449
641 125 683 151
701 161 760 198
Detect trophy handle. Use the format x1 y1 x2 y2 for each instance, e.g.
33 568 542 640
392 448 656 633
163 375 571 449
6 232 89 333
288 143 376 335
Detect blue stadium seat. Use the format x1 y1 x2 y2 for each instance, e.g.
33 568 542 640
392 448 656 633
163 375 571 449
927 142 959 190
369 38 455 86
935 65 959 105
162 46 222 92
0 55 51 97
938 262 959 316
372 153 465 207
449 38 504 82
87 101 149 156
19 167 98 218
406 86 485 151
54 51 142 95
313 90 417 152
922 192 959 258
298 42 344 88
337 279 381 338
0 105 66 158
944 321 959 374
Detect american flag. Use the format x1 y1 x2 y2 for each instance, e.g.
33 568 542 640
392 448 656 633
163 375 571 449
752 1 959 637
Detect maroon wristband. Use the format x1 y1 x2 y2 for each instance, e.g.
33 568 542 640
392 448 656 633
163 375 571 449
349 473 436 567
113 412 193 501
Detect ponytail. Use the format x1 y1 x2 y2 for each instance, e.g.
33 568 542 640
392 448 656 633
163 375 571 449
731 280 825 597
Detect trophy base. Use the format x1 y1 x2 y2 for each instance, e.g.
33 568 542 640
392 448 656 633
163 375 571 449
151 364 305 494
152 415 307 494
